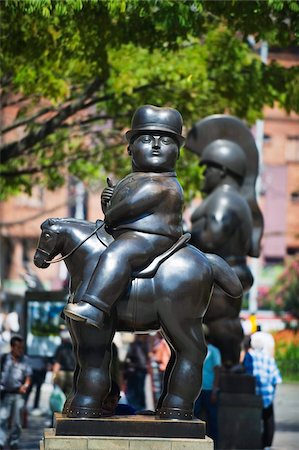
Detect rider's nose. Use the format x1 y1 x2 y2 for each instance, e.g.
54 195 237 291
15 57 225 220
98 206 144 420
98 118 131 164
152 138 160 149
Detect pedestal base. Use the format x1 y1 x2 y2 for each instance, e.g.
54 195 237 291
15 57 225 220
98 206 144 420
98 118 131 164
54 413 205 439
218 392 263 449
40 428 213 450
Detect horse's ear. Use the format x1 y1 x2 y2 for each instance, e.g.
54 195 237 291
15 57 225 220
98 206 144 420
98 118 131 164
48 218 55 226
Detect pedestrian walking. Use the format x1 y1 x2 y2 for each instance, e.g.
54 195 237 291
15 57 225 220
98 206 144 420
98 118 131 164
123 335 149 411
24 356 47 416
150 334 171 404
243 333 282 448
194 329 221 448
0 335 32 450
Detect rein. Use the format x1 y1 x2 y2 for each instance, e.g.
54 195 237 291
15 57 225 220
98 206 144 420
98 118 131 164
44 221 104 264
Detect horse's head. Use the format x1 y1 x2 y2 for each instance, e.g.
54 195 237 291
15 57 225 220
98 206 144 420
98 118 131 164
34 218 61 268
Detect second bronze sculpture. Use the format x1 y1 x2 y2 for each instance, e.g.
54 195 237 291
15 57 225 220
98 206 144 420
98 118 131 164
34 105 242 420
186 115 264 366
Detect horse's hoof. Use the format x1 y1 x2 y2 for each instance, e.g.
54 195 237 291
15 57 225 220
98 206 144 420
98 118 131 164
63 302 105 329
157 407 193 421
62 405 69 414
67 407 102 418
62 394 75 414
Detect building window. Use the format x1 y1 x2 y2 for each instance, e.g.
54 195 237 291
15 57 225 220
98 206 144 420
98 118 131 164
286 135 299 162
290 191 299 203
263 133 272 143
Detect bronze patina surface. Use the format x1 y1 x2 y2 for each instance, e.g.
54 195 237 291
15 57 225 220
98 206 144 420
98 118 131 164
34 106 242 424
186 115 263 366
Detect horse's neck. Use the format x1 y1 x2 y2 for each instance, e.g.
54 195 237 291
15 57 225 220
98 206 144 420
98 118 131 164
64 239 90 299
61 223 103 298
61 225 77 250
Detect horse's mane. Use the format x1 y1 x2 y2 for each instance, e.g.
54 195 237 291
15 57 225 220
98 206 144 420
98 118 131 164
41 217 103 229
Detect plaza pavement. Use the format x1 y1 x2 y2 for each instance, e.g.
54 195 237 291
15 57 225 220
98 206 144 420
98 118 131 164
18 381 299 450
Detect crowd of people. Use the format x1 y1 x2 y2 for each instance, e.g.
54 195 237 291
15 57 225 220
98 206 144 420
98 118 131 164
0 315 282 450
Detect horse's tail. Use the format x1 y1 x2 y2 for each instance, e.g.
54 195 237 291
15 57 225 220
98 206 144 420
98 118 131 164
206 253 243 298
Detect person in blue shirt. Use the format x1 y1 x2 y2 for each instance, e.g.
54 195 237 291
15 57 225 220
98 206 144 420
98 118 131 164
0 335 32 450
194 329 221 446
243 333 282 448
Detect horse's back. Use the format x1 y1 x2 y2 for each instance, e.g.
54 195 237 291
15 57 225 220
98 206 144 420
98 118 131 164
153 244 213 320
157 244 213 285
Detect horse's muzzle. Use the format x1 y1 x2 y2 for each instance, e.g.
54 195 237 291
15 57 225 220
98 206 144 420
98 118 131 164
33 252 50 269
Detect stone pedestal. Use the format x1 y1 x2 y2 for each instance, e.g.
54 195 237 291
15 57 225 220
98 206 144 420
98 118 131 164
217 373 263 449
40 428 213 450
219 372 255 394
218 393 263 449
54 413 205 439
40 414 213 450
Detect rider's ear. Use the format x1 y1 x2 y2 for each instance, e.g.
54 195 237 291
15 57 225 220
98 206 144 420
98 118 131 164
127 146 132 156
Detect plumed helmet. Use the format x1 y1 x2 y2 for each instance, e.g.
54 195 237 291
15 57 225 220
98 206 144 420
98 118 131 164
186 114 264 258
126 105 185 146
201 139 247 178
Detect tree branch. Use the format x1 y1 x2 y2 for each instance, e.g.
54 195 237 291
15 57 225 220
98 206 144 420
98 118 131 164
1 106 57 134
0 76 103 164
1 95 33 108
1 139 123 177
0 80 162 164
59 113 128 129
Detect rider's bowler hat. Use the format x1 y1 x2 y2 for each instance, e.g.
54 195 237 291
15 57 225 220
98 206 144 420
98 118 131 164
126 105 185 146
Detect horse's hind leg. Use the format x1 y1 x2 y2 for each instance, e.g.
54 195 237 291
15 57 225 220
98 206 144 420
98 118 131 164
158 316 207 420
67 318 115 418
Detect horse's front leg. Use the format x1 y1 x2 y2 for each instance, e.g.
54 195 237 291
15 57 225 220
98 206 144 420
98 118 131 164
67 316 116 418
62 316 79 415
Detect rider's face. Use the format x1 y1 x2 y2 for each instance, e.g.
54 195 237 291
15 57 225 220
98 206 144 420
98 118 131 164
129 134 179 172
202 164 224 194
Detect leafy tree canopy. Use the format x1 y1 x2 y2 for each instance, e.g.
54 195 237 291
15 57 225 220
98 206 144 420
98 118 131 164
1 0 298 200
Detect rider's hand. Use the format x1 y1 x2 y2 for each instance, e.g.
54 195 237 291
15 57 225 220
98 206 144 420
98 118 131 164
105 210 112 227
101 178 114 213
101 187 114 204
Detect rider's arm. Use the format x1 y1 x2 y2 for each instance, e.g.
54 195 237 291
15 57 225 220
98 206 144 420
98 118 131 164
105 183 165 226
196 209 239 251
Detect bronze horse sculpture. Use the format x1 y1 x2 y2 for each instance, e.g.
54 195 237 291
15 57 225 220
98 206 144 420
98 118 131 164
34 217 242 420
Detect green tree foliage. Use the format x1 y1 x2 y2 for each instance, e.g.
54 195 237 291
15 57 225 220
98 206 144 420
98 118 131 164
1 0 298 199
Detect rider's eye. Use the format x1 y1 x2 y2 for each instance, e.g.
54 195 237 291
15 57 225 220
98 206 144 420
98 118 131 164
141 136 151 143
161 137 171 144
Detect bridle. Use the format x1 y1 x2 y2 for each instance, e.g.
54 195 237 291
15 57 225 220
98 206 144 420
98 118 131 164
37 221 104 265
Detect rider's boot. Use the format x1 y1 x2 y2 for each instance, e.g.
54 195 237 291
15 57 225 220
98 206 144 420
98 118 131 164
64 296 107 329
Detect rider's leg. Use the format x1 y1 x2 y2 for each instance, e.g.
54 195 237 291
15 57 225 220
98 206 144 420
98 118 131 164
64 232 174 328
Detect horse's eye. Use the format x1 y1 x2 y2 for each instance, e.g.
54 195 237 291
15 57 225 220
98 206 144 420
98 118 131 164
44 233 51 239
